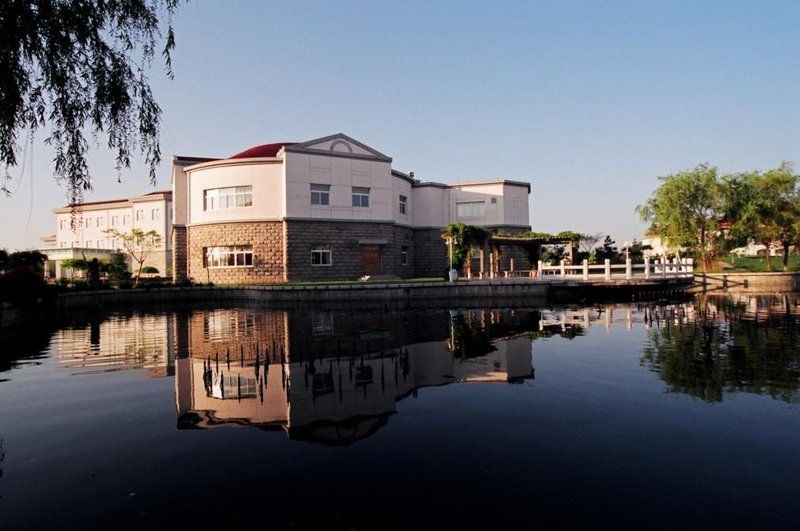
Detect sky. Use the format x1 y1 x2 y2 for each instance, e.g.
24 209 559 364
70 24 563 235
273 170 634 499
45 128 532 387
2 0 799 250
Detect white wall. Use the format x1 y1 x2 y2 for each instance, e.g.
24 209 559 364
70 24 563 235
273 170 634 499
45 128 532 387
188 161 284 224
284 151 393 220
411 185 449 228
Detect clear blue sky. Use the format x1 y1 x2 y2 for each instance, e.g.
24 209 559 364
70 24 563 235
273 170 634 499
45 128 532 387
2 0 798 250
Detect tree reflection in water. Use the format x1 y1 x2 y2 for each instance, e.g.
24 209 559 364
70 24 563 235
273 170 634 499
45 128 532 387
641 294 800 402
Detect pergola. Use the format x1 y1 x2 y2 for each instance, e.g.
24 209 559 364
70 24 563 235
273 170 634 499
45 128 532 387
475 235 577 278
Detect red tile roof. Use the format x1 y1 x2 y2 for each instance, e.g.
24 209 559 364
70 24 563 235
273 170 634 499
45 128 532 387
229 142 296 159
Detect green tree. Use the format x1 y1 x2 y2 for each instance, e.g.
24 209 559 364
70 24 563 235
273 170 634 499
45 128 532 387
1 0 182 206
730 163 799 271
2 250 47 275
104 228 161 286
637 164 726 272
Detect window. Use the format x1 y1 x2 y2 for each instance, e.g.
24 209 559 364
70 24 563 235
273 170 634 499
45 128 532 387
311 249 332 266
135 209 144 221
352 187 370 207
312 312 335 336
213 375 257 399
401 246 408 266
151 208 160 220
456 201 485 219
85 217 92 228
97 240 104 248
310 184 330 206
205 246 254 268
85 240 93 248
399 194 407 215
111 215 119 227
60 242 68 248
59 219 66 230
204 186 252 211
96 217 104 227
123 214 130 226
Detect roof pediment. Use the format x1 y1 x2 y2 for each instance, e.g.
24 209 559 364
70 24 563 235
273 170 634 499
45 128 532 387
285 133 392 163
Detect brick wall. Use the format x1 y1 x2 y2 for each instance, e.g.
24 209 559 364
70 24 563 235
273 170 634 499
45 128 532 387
187 221 285 284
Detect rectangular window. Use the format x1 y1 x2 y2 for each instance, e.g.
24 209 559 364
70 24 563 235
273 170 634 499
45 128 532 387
96 217 104 227
85 217 92 228
205 245 254 268
456 201 486 219
151 208 160 220
401 246 408 266
59 219 66 230
204 186 253 211
85 240 93 248
311 249 332 266
399 194 407 215
123 214 130 226
310 184 330 206
135 209 144 222
111 216 118 227
352 187 370 208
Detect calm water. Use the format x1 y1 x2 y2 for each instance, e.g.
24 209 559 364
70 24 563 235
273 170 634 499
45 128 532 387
0 295 799 530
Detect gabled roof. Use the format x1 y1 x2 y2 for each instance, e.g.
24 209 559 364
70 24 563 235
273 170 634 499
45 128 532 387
229 142 297 159
285 133 392 163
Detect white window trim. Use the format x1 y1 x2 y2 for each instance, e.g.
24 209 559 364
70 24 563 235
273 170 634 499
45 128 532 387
206 245 254 268
352 187 370 208
204 186 253 211
310 184 330 206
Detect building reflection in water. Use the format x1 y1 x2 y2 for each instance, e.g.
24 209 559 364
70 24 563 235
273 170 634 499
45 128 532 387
175 308 545 445
52 311 175 377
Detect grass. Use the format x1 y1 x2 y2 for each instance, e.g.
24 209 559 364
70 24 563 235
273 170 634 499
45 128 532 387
716 254 800 273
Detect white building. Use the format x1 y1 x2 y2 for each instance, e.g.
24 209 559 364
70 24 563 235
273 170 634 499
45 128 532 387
44 191 172 279
172 133 530 283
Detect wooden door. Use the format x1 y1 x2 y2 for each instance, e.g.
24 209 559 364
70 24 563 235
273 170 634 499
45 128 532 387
361 248 381 275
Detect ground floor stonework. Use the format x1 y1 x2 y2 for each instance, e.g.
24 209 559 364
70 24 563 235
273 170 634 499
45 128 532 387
180 220 419 284
176 220 535 284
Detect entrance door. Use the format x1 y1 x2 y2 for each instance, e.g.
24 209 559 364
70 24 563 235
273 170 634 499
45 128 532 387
360 247 381 275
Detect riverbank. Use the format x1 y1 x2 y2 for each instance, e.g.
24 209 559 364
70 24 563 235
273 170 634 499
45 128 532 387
7 271 795 326
691 271 800 293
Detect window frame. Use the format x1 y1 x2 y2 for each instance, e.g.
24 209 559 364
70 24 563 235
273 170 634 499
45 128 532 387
205 245 255 268
352 186 370 208
204 186 253 211
311 248 332 266
310 184 330 206
399 194 407 215
456 201 486 219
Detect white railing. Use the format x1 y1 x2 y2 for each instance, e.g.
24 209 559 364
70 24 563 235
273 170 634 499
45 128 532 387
534 258 694 280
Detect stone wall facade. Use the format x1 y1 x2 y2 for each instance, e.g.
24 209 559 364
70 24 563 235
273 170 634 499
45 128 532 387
172 226 188 282
284 220 415 281
413 228 448 278
187 221 285 284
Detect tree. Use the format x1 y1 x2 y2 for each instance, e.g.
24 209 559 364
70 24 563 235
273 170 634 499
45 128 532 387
0 249 47 275
592 235 620 264
637 164 726 272
1 0 182 206
104 228 161 286
730 163 799 271
578 232 603 254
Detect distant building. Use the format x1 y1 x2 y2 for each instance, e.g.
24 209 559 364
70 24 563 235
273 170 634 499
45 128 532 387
43 191 172 279
172 133 530 283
